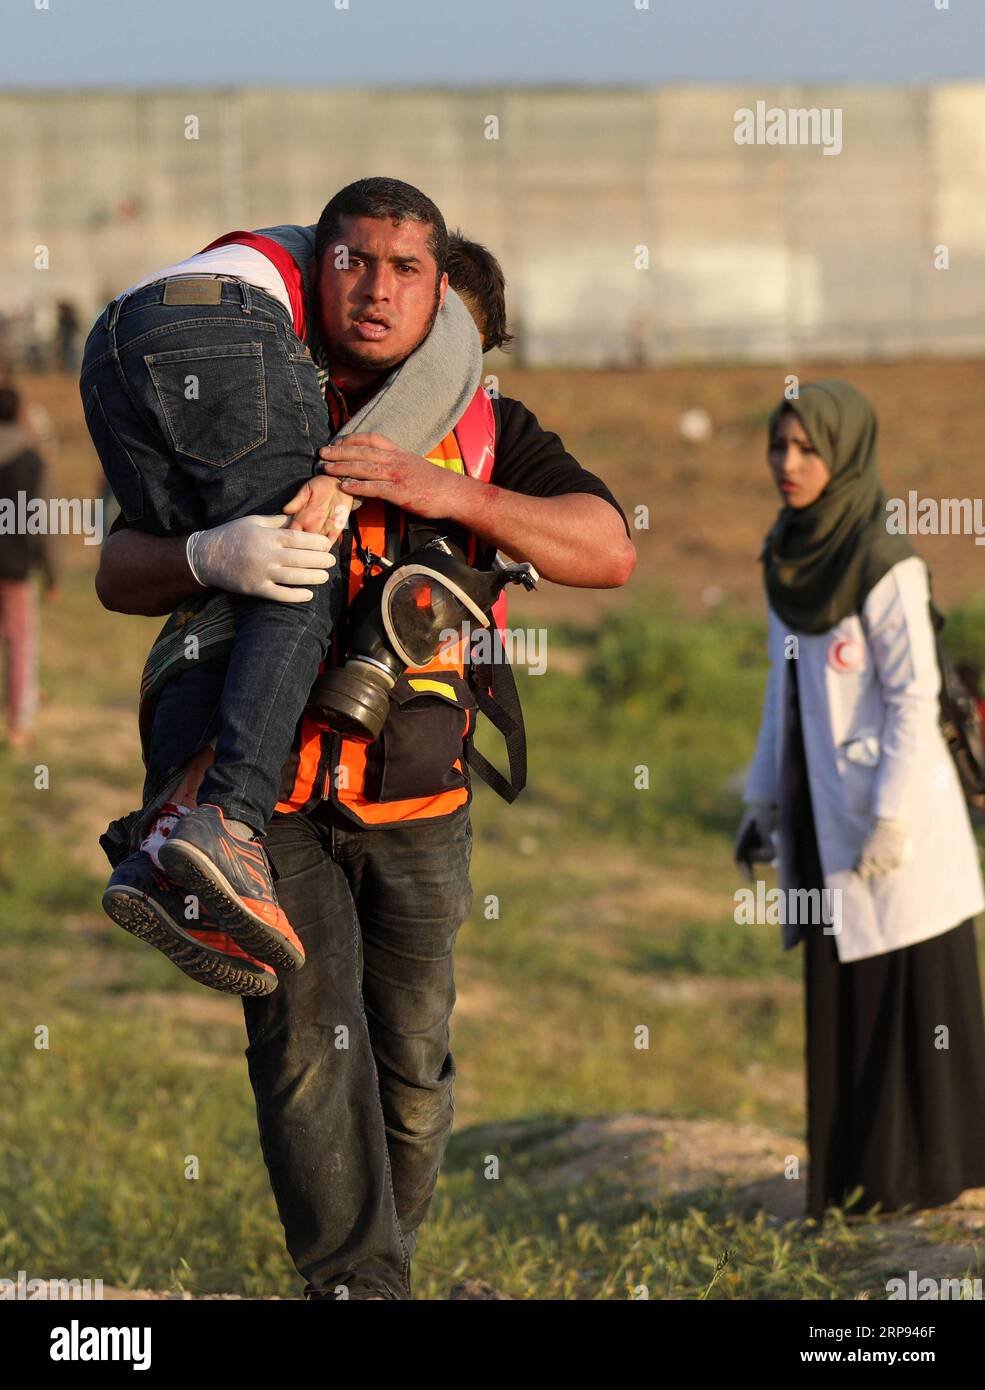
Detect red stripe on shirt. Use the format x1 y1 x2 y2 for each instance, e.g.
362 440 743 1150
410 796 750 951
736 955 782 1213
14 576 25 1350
200 231 308 339
452 387 496 484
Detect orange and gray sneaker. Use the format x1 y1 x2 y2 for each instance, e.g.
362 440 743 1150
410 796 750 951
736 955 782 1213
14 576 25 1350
102 851 277 997
158 804 305 973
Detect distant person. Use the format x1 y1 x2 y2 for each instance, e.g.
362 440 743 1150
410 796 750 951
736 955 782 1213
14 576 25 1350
446 232 513 353
55 301 82 375
20 302 46 373
0 316 13 369
736 380 985 1218
0 360 57 452
0 384 58 750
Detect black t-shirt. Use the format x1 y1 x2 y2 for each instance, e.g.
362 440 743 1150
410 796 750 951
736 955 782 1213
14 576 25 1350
107 393 629 541
491 395 629 536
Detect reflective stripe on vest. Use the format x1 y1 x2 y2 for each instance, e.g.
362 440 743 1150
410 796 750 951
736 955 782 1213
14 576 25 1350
274 384 498 823
199 229 309 339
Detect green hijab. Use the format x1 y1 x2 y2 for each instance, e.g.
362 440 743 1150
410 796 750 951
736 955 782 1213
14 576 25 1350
761 379 914 635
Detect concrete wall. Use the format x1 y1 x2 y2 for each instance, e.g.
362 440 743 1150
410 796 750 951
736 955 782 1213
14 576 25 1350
1 84 983 364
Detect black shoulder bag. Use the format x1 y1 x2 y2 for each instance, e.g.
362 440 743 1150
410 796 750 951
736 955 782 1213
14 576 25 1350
930 601 985 809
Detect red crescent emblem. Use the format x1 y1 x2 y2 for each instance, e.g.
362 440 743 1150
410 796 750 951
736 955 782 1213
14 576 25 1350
828 636 864 673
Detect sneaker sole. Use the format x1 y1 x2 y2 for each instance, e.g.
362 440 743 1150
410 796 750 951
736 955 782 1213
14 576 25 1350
102 884 278 998
157 839 305 973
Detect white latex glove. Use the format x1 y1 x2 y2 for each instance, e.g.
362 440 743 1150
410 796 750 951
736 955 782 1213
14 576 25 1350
734 801 777 881
855 818 912 881
186 514 336 604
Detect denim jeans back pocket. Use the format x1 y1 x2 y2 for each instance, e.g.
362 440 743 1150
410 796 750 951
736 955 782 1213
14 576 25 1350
83 383 144 522
144 341 267 468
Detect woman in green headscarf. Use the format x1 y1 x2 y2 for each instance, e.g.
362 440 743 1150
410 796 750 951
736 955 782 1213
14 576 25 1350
736 379 985 1218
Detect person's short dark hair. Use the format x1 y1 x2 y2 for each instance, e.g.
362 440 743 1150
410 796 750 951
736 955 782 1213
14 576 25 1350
0 385 20 424
315 177 449 281
446 232 513 353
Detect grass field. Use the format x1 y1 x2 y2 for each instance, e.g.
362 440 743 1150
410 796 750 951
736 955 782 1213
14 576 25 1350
3 363 985 1299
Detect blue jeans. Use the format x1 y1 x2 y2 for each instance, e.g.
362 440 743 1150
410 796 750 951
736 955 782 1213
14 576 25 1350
244 800 474 1299
81 278 342 831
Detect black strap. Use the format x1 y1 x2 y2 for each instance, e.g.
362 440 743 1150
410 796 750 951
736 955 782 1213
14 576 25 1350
465 630 527 803
349 508 370 566
463 396 525 802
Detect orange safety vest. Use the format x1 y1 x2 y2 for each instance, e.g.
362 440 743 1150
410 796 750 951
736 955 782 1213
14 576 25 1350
274 385 502 827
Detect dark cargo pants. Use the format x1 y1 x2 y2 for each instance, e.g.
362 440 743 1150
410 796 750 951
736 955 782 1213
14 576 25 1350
243 800 474 1299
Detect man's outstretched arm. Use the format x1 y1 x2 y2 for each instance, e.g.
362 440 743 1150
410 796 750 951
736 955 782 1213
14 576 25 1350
451 485 634 587
319 432 636 588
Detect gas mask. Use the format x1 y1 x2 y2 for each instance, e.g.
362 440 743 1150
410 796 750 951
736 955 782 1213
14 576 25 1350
308 537 538 741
